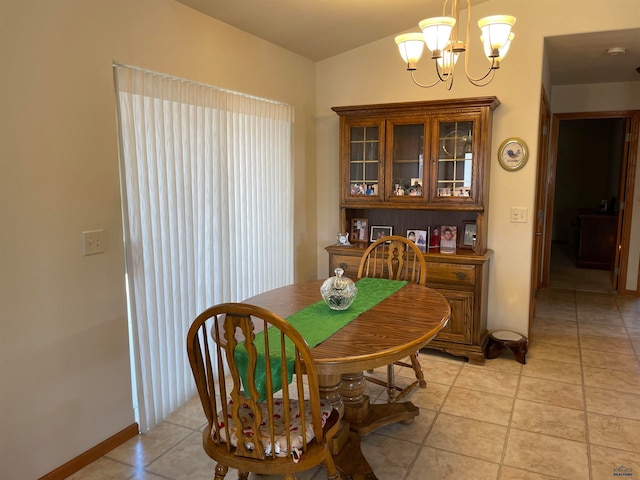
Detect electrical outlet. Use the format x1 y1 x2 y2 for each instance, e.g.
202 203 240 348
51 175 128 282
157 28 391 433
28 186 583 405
83 229 106 256
510 207 528 223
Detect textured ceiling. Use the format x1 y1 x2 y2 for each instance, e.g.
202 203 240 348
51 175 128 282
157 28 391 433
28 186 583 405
175 0 640 85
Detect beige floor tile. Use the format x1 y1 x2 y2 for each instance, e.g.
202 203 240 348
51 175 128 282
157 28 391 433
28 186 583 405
373 407 436 444
516 376 584 410
503 429 589 479
578 322 629 338
397 356 463 386
590 445 640 480
623 315 640 327
165 395 208 430
425 413 507 463
482 356 524 375
585 387 640 421
499 466 566 480
406 447 499 480
454 365 519 397
511 399 586 442
145 431 219 480
580 348 640 373
578 334 635 355
533 306 577 321
529 317 577 334
107 422 195 468
575 291 618 306
520 358 583 385
588 412 640 453
528 329 579 349
628 326 640 341
577 310 623 325
526 341 581 364
441 387 514 426
401 380 451 411
583 365 640 395
359 434 421 480
67 456 140 479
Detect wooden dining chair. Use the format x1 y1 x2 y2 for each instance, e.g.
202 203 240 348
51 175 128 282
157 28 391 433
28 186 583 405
357 235 428 402
186 302 341 480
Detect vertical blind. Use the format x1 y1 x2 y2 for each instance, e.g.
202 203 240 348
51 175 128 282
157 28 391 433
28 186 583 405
114 65 294 432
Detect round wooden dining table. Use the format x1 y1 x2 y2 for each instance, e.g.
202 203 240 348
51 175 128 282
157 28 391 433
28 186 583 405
244 279 450 480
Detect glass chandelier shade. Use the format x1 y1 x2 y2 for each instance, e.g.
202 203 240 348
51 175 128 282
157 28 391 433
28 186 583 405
418 17 456 58
477 15 516 57
395 33 426 70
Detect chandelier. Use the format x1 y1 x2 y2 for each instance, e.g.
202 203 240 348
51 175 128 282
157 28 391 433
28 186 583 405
395 0 516 89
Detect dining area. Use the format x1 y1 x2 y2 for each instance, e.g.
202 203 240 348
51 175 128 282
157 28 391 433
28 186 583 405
185 236 451 480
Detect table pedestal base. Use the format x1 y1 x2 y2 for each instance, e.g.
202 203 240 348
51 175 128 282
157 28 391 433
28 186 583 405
334 431 378 480
345 395 419 436
321 371 420 479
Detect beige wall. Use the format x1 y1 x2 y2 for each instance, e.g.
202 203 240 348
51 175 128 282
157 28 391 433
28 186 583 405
0 1 316 478
316 0 640 337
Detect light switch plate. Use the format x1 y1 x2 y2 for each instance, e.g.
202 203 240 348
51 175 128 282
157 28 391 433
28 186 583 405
510 207 528 223
83 229 106 256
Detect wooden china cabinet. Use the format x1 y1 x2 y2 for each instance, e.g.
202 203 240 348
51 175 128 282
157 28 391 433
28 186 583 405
326 97 499 365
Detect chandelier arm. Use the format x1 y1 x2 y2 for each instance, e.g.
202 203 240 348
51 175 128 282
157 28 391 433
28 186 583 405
460 1 496 84
466 68 496 87
410 70 442 88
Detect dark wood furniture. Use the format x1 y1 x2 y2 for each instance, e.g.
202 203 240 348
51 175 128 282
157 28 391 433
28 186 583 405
577 212 616 269
357 235 428 402
329 97 498 365
486 330 529 364
186 303 341 480
244 280 450 480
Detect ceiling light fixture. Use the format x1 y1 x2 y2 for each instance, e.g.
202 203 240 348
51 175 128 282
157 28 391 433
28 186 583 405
607 47 626 56
395 0 516 89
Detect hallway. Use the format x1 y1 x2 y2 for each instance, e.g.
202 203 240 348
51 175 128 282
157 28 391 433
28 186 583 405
548 241 613 293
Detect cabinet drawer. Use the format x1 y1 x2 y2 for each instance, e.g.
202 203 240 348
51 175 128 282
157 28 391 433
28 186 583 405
426 262 476 287
330 254 361 278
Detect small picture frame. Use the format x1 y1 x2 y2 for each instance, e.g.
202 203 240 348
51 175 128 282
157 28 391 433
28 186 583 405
460 221 477 249
440 225 457 254
351 218 369 243
370 225 393 243
407 229 429 248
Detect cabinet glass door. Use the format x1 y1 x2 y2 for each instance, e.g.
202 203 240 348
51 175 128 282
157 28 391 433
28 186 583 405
347 124 381 198
434 120 475 200
389 123 425 198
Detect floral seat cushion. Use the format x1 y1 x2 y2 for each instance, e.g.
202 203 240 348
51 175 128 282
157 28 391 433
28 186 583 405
215 399 333 457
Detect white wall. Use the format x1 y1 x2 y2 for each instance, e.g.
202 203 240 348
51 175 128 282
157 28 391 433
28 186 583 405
0 1 316 478
551 81 640 291
316 0 640 336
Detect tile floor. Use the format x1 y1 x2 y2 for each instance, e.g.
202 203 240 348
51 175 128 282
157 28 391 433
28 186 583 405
70 288 640 480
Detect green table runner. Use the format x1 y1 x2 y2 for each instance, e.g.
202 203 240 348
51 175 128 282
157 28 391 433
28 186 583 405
235 278 407 401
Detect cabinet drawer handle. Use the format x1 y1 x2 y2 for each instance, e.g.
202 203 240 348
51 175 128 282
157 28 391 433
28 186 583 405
339 262 348 270
454 272 467 281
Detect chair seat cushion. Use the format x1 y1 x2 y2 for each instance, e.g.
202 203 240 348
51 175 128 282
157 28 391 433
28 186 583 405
215 399 333 457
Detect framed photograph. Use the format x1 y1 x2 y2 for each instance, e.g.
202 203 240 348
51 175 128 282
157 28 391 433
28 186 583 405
440 225 457 254
370 225 393 243
351 218 368 243
460 221 477 249
407 229 429 248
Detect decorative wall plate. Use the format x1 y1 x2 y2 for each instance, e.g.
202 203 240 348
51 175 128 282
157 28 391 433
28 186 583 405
498 138 529 171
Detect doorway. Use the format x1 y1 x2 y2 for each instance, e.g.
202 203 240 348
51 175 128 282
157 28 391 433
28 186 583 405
549 116 626 292
536 110 638 299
